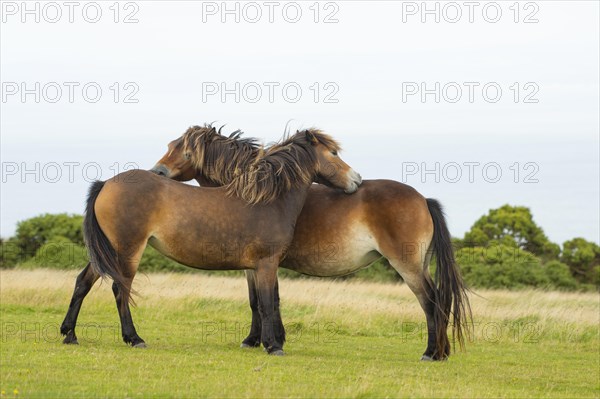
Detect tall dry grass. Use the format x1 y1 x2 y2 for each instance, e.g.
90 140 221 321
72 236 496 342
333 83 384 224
1 269 598 329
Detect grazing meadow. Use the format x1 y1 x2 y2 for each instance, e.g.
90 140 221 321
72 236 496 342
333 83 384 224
1 269 598 398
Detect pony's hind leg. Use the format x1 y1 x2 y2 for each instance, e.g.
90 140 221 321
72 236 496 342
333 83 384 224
388 255 447 361
61 262 99 344
273 278 286 346
112 278 146 348
109 244 146 348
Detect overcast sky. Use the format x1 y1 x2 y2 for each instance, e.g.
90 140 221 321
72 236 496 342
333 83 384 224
1 1 599 245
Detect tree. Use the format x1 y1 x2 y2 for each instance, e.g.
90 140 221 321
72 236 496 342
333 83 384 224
463 205 560 260
561 238 600 285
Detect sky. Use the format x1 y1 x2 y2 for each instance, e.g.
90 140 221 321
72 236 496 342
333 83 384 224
1 0 599 245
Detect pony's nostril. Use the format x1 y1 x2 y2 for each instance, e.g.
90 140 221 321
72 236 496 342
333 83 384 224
157 170 165 176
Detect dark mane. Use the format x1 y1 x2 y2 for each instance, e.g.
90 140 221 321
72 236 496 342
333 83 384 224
225 129 341 204
181 124 260 185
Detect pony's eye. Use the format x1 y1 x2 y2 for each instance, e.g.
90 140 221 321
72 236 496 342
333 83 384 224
331 150 338 156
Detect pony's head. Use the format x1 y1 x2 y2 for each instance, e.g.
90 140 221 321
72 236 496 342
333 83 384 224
300 129 362 194
151 134 195 182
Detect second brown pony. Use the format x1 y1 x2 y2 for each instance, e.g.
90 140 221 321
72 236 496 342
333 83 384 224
152 126 472 360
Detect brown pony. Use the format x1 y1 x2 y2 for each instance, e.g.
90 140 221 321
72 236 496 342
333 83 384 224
152 127 472 361
60 127 362 355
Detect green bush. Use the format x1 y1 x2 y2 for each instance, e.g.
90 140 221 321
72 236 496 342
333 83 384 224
560 238 600 285
456 244 549 289
542 261 579 290
14 213 84 261
4 211 596 291
591 266 600 287
21 236 88 270
1 238 22 268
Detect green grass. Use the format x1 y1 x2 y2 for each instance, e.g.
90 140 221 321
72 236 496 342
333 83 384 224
1 270 599 398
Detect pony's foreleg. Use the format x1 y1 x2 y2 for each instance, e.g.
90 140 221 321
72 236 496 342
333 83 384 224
255 262 284 355
112 278 146 348
241 270 262 348
61 262 100 344
242 271 286 349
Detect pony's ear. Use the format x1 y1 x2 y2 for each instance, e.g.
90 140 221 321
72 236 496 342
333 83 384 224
305 130 318 145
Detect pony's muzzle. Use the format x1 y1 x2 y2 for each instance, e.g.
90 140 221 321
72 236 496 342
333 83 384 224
150 164 170 177
344 169 363 194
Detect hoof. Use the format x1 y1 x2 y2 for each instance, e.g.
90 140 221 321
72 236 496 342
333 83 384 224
420 355 447 362
269 349 285 356
133 342 147 349
241 343 256 349
63 338 79 345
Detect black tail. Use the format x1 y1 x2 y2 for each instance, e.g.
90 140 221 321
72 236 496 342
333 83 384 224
426 198 472 357
83 181 133 309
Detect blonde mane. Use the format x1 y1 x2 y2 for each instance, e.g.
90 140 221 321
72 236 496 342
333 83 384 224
225 129 341 204
180 125 340 204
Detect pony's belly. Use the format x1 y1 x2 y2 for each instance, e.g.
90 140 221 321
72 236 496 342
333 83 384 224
283 250 381 277
147 202 294 269
281 226 380 277
148 235 277 270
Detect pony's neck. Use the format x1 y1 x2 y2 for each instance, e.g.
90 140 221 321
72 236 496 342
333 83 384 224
194 173 220 188
271 178 313 221
194 170 313 217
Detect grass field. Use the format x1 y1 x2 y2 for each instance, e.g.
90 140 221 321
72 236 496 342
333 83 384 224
1 269 598 398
